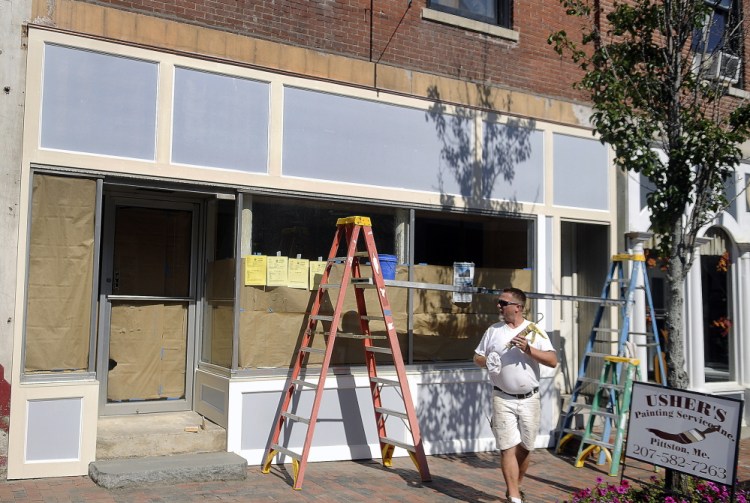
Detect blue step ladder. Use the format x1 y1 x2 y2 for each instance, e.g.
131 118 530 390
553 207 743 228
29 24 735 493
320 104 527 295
555 253 666 469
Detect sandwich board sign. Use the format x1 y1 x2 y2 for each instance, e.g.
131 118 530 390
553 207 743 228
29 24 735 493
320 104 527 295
625 381 743 486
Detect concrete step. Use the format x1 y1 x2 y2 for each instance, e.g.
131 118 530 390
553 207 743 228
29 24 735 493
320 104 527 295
97 411 226 459
89 451 247 489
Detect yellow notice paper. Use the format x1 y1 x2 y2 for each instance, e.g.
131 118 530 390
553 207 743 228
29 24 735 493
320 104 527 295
309 261 327 290
266 256 289 286
288 258 310 290
244 255 267 286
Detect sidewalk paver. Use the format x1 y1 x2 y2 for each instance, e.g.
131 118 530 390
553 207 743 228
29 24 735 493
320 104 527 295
0 438 748 502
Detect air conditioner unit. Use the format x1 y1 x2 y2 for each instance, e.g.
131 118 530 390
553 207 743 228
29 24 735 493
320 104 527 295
707 51 741 84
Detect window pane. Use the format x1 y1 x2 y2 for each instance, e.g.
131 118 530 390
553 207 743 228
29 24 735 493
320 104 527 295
41 44 157 159
25 174 96 372
173 68 270 172
412 211 532 363
430 0 500 25
202 199 236 368
239 197 401 369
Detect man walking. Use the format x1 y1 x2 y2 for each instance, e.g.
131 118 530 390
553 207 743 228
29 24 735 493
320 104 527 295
474 288 558 503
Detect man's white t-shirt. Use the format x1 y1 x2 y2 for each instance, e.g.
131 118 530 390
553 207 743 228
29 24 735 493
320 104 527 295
474 319 555 395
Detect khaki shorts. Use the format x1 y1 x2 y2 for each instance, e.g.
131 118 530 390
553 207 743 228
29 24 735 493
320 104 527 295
491 390 541 451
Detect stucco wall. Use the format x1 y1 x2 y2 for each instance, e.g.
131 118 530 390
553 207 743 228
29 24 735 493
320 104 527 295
0 0 31 396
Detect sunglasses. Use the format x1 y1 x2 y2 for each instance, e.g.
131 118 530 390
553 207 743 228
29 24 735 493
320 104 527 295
497 299 520 307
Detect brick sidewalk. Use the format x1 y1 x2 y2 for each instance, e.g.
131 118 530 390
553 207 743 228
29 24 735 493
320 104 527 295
0 439 748 502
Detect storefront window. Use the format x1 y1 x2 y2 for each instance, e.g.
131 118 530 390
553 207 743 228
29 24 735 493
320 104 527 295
238 196 400 369
411 211 532 363
24 174 97 373
236 196 534 369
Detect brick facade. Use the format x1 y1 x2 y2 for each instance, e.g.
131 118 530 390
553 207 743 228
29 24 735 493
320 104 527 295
80 0 589 102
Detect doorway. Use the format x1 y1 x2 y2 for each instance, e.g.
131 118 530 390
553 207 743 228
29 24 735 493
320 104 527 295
97 196 199 415
560 221 610 392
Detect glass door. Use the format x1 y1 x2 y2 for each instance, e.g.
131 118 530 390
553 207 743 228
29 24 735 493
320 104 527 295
98 197 198 414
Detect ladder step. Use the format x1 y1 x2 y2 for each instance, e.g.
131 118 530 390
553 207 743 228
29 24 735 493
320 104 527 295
281 411 311 425
329 252 369 262
318 283 340 289
593 327 618 333
380 436 416 452
365 346 393 354
578 377 600 385
580 438 615 450
371 376 400 386
374 406 409 420
336 332 387 340
292 379 318 389
587 410 619 420
311 315 335 322
351 278 375 288
270 444 303 461
300 346 326 355
584 352 610 358
361 315 385 321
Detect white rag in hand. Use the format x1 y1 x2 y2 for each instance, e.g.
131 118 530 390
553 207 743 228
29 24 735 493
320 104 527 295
486 351 502 377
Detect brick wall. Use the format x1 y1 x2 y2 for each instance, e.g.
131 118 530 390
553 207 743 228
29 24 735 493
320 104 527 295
82 0 590 102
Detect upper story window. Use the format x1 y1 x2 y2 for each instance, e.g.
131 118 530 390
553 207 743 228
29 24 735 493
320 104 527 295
692 0 743 86
428 0 512 29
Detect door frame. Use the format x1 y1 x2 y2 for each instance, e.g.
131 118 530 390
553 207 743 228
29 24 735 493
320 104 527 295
96 195 200 415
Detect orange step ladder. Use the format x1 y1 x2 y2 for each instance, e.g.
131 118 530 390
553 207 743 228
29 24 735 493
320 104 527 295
261 216 431 490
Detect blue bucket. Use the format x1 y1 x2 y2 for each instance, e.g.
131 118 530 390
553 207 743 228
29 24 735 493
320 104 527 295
379 254 397 280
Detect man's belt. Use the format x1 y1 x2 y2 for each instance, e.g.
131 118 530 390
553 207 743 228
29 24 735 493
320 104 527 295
493 386 539 399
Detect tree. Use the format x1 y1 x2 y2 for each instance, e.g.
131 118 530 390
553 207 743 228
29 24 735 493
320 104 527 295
549 0 750 495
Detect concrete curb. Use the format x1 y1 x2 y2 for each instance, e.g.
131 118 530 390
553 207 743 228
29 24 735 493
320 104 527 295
89 452 247 489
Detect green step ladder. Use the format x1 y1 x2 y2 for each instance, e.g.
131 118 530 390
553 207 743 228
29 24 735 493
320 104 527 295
574 356 641 476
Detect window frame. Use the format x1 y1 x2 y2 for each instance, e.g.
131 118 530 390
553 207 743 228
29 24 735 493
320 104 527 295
428 0 512 30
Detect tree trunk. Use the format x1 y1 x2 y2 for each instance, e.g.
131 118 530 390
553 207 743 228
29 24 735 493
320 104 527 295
663 225 691 496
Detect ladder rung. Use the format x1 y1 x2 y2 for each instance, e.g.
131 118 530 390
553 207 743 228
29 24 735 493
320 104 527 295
578 377 600 385
329 252 369 262
281 411 311 425
270 444 302 461
318 283 340 289
292 379 318 389
562 428 584 437
581 438 614 449
336 332 387 340
300 346 326 355
607 278 627 284
593 327 618 333
587 410 619 420
636 342 660 347
365 346 392 354
380 436 416 452
374 406 408 420
598 383 624 390
584 352 610 358
311 315 334 322
361 315 384 321
351 278 375 288
371 376 400 386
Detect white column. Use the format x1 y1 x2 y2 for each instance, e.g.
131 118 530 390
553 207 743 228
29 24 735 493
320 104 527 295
737 245 750 387
686 238 710 391
626 232 651 379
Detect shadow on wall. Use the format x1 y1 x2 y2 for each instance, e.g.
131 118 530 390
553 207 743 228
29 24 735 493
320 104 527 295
425 83 537 213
